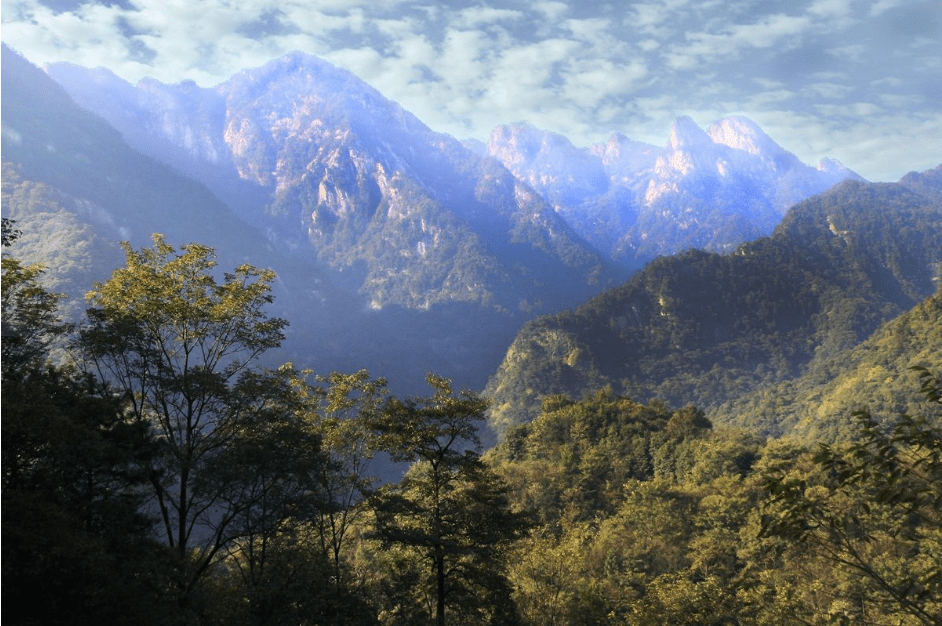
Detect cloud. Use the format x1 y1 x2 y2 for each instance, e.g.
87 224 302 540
1 0 936 181
808 0 853 19
533 1 569 22
453 6 524 29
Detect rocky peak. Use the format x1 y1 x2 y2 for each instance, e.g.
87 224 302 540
668 116 714 152
707 116 772 155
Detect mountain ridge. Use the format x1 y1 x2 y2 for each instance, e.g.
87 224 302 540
44 49 861 275
483 176 942 437
45 50 618 315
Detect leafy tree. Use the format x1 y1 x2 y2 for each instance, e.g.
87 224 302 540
307 370 389 591
1 253 68 374
370 374 531 626
760 367 942 625
2 365 172 626
2 216 21 246
77 234 311 598
2 234 172 625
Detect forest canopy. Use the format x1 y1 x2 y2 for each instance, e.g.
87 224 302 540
2 230 940 625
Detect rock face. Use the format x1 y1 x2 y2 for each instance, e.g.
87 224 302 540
485 115 860 265
46 52 616 314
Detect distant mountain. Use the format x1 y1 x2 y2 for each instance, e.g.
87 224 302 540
485 116 860 265
0 45 527 394
0 44 357 366
45 53 861 283
3 44 926 410
45 52 617 315
483 177 942 437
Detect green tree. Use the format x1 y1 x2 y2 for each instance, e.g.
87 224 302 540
77 234 310 599
2 233 172 625
1 253 68 374
370 374 531 626
760 367 942 625
1 216 21 246
308 370 388 591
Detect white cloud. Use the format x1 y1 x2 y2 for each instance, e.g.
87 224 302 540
559 58 648 109
453 6 524 29
808 0 854 19
533 1 569 22
804 82 853 98
868 0 910 17
0 0 935 180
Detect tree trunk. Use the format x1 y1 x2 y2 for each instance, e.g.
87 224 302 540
436 544 446 626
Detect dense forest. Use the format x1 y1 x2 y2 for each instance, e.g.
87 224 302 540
484 175 942 438
3 219 940 625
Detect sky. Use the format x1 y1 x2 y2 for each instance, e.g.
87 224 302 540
1 0 940 181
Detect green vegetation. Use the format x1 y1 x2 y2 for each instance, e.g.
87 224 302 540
3 226 940 624
485 368 941 625
485 178 942 438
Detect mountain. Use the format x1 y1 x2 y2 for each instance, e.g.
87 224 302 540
485 116 860 265
44 52 618 315
3 44 926 409
45 53 860 284
483 177 942 437
718 287 942 443
5 45 641 398
0 44 361 365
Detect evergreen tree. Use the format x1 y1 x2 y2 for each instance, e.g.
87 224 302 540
370 374 531 625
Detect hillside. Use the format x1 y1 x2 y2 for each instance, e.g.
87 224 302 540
483 176 942 437
719 286 942 441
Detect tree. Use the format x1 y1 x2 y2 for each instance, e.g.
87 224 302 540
370 374 531 626
308 370 388 590
78 234 310 599
1 216 21 247
760 367 942 625
2 231 172 625
219 369 388 625
1 252 68 375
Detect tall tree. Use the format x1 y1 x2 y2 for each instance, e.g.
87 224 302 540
2 234 171 625
370 374 530 626
78 234 310 597
309 370 388 590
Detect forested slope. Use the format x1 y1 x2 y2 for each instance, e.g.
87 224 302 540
720 286 942 441
485 174 942 437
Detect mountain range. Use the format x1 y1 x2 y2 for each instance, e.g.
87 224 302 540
484 174 942 438
2 44 938 438
45 52 859 271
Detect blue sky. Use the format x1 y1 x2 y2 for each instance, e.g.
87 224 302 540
2 0 939 181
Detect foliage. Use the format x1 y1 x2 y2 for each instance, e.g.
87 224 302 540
2 216 21 246
2 237 173 624
1 255 69 374
306 369 389 591
5 219 942 625
77 234 313 596
726 287 942 442
370 374 531 625
760 367 942 624
2 364 173 625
